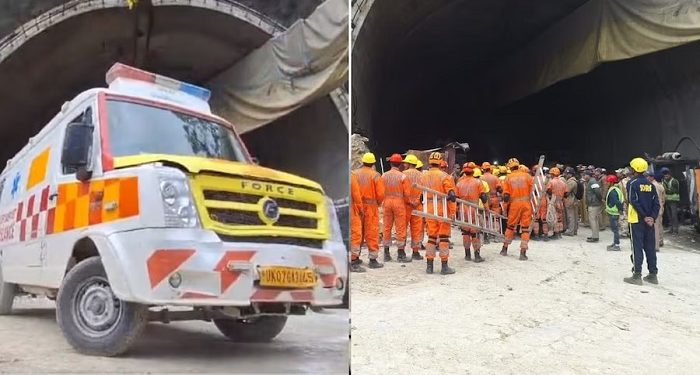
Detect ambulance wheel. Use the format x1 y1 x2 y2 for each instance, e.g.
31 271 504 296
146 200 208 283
56 256 148 356
213 316 288 342
0 267 16 315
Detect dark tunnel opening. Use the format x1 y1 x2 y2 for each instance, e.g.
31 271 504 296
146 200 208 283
0 3 348 198
353 0 700 170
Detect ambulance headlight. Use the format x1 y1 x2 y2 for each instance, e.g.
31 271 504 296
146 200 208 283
159 172 199 228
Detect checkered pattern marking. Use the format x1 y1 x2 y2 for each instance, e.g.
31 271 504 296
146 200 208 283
14 177 140 241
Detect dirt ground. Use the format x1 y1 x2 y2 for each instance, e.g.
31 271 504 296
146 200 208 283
350 227 700 374
0 299 348 374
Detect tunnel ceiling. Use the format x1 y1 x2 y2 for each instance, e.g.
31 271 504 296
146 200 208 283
353 0 588 153
0 5 275 164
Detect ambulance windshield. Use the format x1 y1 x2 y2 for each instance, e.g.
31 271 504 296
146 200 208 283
106 100 247 162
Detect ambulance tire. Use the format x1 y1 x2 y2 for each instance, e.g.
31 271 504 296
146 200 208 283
0 267 16 315
57 256 148 356
213 316 288 342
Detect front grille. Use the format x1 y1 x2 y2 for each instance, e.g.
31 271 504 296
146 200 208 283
209 209 264 226
216 234 323 249
275 198 316 212
203 190 260 204
274 215 317 229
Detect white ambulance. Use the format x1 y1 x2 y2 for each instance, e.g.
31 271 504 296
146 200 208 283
0 63 347 356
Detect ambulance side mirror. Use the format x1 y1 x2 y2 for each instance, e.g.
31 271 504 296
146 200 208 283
62 121 94 181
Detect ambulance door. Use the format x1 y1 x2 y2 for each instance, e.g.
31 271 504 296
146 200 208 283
41 100 101 288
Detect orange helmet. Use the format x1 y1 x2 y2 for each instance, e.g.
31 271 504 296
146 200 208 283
440 160 448 168
388 153 403 163
481 162 492 171
429 152 444 165
519 165 530 173
467 162 477 169
462 163 474 174
550 167 561 176
507 158 520 169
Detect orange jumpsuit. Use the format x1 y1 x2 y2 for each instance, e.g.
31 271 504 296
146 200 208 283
482 172 502 215
353 166 385 259
503 170 534 250
382 167 413 250
350 173 364 261
456 175 484 251
547 177 567 233
403 167 424 251
533 175 549 236
423 167 456 261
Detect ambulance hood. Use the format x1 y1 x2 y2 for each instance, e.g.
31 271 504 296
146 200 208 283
113 154 323 192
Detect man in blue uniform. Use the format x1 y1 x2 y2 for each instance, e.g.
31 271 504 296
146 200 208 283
624 157 661 285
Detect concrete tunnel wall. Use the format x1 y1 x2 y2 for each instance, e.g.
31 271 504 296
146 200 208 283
0 0 348 199
352 0 700 169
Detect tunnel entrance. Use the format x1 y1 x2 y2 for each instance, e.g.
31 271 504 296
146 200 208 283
352 0 700 170
0 1 348 198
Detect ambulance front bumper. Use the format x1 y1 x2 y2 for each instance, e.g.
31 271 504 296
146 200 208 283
105 228 346 307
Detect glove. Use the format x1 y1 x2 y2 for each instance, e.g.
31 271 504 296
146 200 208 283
447 190 457 202
503 193 511 203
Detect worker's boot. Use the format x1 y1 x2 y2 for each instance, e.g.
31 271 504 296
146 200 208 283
384 247 392 262
426 259 434 274
541 234 550 242
464 247 472 261
368 259 384 269
519 250 528 261
623 273 642 285
473 250 484 263
643 273 658 285
397 249 410 263
440 260 456 275
350 259 366 273
412 251 424 260
500 247 508 256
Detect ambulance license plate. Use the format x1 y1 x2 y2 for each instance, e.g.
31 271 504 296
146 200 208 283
259 267 317 288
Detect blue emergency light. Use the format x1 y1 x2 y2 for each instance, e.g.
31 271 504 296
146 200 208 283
106 63 211 102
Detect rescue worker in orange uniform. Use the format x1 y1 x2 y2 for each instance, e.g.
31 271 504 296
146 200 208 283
350 172 367 272
481 162 502 214
352 152 385 269
382 154 414 262
481 162 502 245
546 167 567 240
456 164 489 262
501 158 534 260
423 152 457 275
402 154 425 262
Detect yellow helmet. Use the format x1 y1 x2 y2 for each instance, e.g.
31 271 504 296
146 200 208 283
403 154 419 165
630 157 648 173
473 168 482 177
428 152 444 165
361 152 376 164
499 166 507 174
507 158 520 169
416 160 424 169
493 168 501 176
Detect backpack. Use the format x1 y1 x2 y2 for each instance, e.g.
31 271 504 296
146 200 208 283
575 180 585 200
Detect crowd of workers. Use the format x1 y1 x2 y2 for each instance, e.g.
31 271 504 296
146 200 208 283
351 151 681 285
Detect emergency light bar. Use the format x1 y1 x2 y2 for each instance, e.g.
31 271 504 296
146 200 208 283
106 63 211 102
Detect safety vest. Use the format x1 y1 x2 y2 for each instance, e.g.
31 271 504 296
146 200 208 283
663 178 680 202
605 186 624 216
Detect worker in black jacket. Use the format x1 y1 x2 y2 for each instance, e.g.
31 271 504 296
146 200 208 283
624 158 661 285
